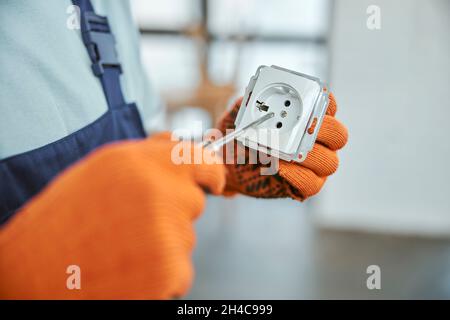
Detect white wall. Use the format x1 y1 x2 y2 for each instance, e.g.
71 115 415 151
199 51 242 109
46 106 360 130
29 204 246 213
315 0 450 236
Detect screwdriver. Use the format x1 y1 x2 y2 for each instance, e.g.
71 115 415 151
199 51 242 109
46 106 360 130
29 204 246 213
202 112 275 151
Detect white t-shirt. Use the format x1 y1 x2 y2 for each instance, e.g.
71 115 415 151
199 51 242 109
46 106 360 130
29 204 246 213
0 0 164 159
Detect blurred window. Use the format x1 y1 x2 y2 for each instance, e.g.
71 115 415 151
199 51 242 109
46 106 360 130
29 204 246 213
208 0 329 38
131 0 201 30
140 36 201 92
131 0 330 97
209 41 328 88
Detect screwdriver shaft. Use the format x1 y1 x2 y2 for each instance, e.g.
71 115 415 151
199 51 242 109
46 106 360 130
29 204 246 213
203 112 275 150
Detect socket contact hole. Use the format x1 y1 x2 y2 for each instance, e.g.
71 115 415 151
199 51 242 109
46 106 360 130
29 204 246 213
276 122 283 129
284 100 291 107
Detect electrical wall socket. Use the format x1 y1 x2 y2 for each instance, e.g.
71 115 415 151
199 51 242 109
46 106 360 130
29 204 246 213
234 65 329 163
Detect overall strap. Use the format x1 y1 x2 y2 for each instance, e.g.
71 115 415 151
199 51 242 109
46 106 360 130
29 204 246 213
72 0 125 109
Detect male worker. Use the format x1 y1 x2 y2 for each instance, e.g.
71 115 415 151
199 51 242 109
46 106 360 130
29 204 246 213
0 0 347 298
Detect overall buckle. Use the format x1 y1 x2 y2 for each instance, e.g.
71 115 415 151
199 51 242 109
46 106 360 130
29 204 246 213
80 12 122 76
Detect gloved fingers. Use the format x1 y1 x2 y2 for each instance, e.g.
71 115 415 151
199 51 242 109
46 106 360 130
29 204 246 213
159 181 207 221
185 184 207 221
191 147 226 195
230 96 244 112
279 162 326 199
192 163 226 195
326 92 337 116
168 253 194 299
300 144 338 177
145 207 195 298
165 139 226 194
316 115 348 151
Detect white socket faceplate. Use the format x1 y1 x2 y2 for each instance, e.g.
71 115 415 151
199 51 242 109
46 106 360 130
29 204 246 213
234 65 329 162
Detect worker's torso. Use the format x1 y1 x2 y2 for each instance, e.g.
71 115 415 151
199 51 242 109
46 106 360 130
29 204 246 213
0 0 160 223
0 0 161 159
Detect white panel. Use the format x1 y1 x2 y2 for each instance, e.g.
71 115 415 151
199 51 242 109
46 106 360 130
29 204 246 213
316 0 450 236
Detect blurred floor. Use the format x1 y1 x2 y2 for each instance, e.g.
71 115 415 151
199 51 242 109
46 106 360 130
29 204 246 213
187 196 450 299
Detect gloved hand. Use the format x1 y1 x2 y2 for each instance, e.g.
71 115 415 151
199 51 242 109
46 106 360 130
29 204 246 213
217 92 348 200
0 133 225 299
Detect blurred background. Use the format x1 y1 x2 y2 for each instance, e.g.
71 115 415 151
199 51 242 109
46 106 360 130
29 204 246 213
130 0 450 299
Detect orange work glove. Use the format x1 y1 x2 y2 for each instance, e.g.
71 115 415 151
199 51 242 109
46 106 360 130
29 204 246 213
0 133 225 299
217 92 348 200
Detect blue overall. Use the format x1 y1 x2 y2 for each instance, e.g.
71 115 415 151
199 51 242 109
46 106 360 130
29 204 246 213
0 0 146 225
